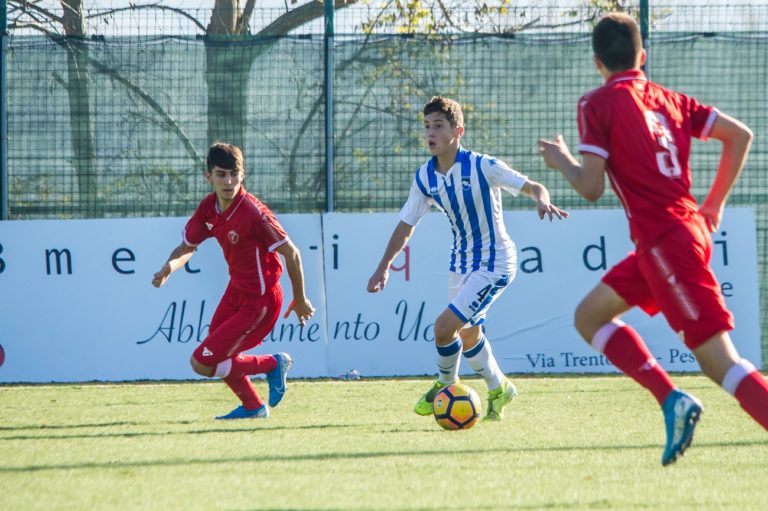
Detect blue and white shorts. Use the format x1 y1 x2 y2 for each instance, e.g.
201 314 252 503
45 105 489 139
447 269 513 326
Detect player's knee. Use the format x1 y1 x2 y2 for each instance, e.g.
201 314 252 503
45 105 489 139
573 301 594 343
189 356 214 377
433 321 458 346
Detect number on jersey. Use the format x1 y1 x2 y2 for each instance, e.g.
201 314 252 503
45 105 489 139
644 110 682 178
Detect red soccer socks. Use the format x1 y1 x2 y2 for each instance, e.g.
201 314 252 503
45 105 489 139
592 320 676 405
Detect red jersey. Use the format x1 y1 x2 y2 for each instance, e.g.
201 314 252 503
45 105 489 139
577 69 718 248
183 187 288 295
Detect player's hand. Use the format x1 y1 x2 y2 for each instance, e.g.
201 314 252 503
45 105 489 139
536 200 569 222
283 298 315 326
367 268 389 293
537 135 574 170
151 264 172 288
698 202 723 232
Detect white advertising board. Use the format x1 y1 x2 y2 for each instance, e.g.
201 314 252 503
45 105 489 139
0 209 760 382
323 208 761 376
0 215 327 382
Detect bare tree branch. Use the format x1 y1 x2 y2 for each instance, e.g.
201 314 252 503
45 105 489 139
236 0 257 34
84 57 202 164
86 4 207 33
259 0 359 36
9 0 64 24
434 0 463 32
8 20 57 35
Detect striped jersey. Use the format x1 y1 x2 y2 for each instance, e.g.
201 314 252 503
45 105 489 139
399 147 528 274
183 187 288 295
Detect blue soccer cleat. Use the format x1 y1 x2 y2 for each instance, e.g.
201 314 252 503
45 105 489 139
215 404 269 420
661 390 703 466
266 352 293 408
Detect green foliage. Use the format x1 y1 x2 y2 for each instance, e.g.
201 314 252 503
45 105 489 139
360 0 515 34
1 375 767 510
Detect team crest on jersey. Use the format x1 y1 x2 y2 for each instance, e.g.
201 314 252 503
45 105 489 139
228 230 239 244
462 177 471 191
205 222 214 230
488 157 498 166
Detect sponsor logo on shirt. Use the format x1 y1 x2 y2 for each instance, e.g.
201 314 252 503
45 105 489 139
228 230 239 244
205 222 214 231
202 347 213 357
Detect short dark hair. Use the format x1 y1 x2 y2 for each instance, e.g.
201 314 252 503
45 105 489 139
592 13 643 72
206 142 244 174
423 96 464 128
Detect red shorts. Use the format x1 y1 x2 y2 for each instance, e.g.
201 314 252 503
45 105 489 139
602 215 733 349
192 282 283 366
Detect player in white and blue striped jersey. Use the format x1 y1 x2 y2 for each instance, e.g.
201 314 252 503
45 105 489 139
368 96 568 420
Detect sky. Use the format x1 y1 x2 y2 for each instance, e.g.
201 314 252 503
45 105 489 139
36 0 768 10
25 0 768 35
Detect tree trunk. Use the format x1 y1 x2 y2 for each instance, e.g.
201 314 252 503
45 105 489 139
205 0 252 150
204 41 254 151
61 0 98 217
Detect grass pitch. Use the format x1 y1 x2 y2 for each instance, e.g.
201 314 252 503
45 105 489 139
1 375 767 510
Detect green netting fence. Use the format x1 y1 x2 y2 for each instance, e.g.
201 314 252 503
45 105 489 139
3 2 768 359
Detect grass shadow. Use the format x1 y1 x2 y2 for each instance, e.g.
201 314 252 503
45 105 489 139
2 438 766 474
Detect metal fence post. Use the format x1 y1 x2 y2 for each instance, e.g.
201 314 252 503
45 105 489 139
640 0 650 77
0 0 7 220
324 0 334 213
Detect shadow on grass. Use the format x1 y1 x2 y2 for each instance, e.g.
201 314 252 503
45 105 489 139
0 421 357 441
0 421 149 431
0 418 272 431
2 438 766 473
230 502 622 511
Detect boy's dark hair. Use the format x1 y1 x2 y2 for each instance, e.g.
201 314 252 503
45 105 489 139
423 96 464 128
206 142 244 174
592 13 643 72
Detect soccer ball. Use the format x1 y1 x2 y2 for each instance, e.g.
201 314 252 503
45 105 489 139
433 383 481 430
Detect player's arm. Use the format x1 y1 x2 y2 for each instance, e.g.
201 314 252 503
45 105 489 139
538 135 606 202
276 239 315 326
699 112 753 232
152 242 196 288
520 179 569 221
367 220 415 293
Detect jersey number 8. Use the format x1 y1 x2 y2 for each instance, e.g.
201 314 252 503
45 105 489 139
645 110 682 178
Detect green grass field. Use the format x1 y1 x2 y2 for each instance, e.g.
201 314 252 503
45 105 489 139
1 375 767 511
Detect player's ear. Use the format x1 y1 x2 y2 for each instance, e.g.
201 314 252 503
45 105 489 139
638 49 647 68
456 125 465 138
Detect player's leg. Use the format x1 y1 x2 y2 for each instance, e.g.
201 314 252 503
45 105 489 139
663 218 768 431
414 306 465 416
460 325 517 421
637 220 739 464
694 332 768 430
460 325 502 390
189 287 234 378
579 258 677 407
223 288 292 414
191 287 282 419
450 270 516 420
577 279 698 465
222 286 292 407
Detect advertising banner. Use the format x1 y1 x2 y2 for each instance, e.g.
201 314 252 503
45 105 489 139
0 209 760 382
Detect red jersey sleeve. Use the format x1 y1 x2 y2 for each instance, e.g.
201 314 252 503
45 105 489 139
183 198 213 247
685 94 718 140
253 206 288 252
577 95 610 159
